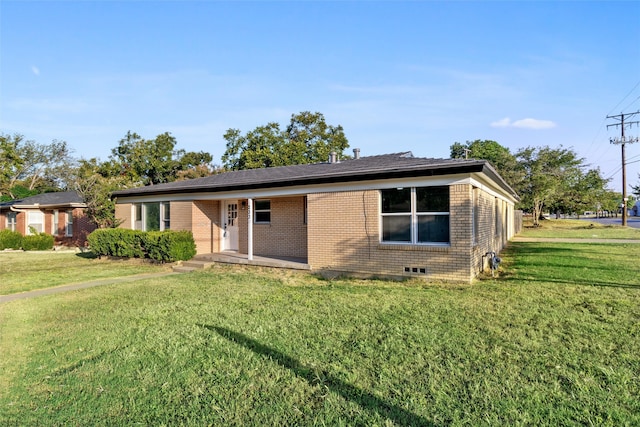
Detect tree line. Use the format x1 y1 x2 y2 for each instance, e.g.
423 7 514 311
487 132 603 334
1 111 633 229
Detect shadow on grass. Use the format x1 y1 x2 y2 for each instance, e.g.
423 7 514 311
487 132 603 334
75 251 98 259
200 324 433 427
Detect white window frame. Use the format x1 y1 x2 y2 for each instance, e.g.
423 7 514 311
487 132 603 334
380 186 450 245
52 210 59 235
133 202 170 231
65 210 73 237
27 211 44 235
6 212 17 232
254 199 271 224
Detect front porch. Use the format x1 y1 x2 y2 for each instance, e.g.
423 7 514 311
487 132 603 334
174 251 310 273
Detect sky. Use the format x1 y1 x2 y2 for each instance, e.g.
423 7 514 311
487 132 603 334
1 1 639 193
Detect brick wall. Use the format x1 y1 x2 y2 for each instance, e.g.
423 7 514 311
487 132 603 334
0 208 95 247
307 185 511 283
115 203 132 229
239 196 307 258
191 200 220 254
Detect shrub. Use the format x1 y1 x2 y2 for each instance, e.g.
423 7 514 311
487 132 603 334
87 229 195 262
0 229 22 250
22 232 54 251
87 229 145 258
144 230 197 262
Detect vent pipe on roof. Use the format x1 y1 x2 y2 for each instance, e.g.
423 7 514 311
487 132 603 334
329 151 338 163
353 148 360 159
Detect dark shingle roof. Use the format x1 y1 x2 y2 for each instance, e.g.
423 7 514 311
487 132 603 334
112 152 517 199
0 191 85 209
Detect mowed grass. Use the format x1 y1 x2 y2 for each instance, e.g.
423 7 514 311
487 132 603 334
0 251 170 295
1 239 639 425
520 218 640 239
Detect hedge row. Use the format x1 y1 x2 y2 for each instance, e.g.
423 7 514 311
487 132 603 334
0 229 54 251
87 229 196 262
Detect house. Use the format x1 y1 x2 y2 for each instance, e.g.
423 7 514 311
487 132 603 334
0 191 96 247
111 152 519 283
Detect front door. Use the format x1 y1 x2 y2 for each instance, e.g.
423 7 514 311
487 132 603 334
222 200 239 251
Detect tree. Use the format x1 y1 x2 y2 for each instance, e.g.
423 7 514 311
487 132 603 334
70 158 130 228
550 168 609 217
450 140 521 190
0 133 74 198
0 133 23 198
109 131 215 185
221 111 349 170
516 146 584 226
632 174 640 198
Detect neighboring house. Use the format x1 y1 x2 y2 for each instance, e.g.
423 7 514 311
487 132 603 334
0 191 96 247
112 152 519 283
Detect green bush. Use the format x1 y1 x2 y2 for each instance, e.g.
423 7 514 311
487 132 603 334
88 229 195 262
0 229 22 250
87 229 145 258
22 232 54 251
144 230 197 262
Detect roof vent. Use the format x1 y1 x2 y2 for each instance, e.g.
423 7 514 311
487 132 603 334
329 151 338 163
353 148 360 159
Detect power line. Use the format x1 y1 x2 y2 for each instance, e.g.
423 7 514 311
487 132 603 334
606 110 640 226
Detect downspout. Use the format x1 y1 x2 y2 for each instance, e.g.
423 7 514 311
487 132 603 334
247 198 253 261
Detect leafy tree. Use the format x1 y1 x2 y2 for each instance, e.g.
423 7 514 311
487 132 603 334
550 168 609 217
632 174 640 198
450 139 521 190
109 131 215 185
0 133 74 198
0 133 23 198
516 146 584 226
221 111 349 170
70 158 130 228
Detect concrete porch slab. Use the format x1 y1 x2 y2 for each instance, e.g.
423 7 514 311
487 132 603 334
192 252 311 270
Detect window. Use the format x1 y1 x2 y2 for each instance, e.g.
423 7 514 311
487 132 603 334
133 202 170 231
6 212 17 232
381 186 449 244
52 210 58 235
162 203 170 230
134 204 143 230
65 210 73 237
254 199 271 223
27 211 44 234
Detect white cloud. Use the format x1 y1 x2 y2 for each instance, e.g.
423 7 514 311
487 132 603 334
31 66 40 76
491 117 556 130
512 118 557 129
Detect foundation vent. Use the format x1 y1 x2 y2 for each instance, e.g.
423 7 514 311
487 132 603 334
404 266 427 275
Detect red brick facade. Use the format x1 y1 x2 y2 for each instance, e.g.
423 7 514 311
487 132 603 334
0 207 96 247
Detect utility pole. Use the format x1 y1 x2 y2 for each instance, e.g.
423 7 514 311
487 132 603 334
607 111 640 226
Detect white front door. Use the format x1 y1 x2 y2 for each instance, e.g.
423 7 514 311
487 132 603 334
222 200 239 251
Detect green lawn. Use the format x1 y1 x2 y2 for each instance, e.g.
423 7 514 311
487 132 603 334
0 251 170 295
520 218 640 239
1 240 639 425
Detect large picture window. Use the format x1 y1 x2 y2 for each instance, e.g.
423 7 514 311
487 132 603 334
381 186 449 244
133 202 170 231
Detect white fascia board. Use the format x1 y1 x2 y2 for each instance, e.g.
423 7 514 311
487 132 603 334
114 174 487 204
469 174 518 204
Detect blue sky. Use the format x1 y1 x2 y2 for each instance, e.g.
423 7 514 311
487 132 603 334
1 1 639 192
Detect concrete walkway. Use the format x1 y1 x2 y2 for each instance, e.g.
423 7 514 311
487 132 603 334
511 236 640 244
0 272 178 304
